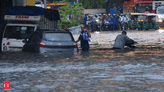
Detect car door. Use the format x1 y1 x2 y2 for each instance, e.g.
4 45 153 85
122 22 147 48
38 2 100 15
22 32 41 53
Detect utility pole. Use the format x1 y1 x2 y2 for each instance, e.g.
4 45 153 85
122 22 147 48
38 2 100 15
44 0 47 9
105 0 108 14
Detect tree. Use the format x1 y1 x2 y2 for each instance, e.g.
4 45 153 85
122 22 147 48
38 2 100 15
57 1 85 29
46 0 128 9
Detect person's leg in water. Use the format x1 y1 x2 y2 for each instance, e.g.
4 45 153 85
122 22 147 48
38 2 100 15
82 48 89 51
116 23 118 31
113 24 117 31
100 22 102 31
113 23 115 31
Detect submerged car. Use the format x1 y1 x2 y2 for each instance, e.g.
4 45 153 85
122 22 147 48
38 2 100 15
22 29 78 53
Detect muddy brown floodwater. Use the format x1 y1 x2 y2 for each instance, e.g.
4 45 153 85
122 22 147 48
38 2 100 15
0 45 164 92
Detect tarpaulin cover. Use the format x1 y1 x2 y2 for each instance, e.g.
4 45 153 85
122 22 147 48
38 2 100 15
8 6 60 21
110 8 117 15
110 8 123 15
69 2 75 6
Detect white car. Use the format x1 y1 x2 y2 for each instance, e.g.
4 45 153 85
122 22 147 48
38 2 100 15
1 24 37 51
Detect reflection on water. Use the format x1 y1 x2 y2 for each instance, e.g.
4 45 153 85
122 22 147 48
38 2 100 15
0 47 164 91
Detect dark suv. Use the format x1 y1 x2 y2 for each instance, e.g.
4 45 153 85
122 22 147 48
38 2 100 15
22 29 78 53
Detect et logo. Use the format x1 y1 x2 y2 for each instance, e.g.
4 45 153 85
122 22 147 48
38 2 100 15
3 82 10 89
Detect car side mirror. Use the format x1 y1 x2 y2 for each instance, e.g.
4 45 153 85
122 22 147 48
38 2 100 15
22 39 27 43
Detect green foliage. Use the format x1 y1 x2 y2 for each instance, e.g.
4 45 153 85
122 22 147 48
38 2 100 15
80 0 106 9
58 1 84 29
53 1 58 3
47 1 51 4
47 0 128 9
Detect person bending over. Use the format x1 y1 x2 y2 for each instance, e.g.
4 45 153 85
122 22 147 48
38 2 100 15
113 31 136 49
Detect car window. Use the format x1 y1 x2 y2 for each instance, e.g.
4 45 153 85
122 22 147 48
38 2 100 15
43 33 73 42
4 26 35 39
158 8 164 14
138 16 146 20
28 32 41 42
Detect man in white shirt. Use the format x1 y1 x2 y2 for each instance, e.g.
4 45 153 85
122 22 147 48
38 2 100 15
121 14 128 23
113 31 136 49
119 14 123 22
120 14 129 30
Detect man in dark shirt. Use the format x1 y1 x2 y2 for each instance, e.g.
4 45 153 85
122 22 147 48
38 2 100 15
83 14 88 28
75 25 91 51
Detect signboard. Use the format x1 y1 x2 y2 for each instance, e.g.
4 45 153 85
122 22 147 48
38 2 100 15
26 0 35 6
4 15 41 21
69 2 75 6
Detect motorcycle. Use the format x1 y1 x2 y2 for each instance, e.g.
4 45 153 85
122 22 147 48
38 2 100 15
129 20 136 30
95 19 101 31
105 21 113 31
86 21 92 31
121 21 128 31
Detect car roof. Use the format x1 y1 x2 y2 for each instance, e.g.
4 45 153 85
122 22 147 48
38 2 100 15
36 29 72 33
29 29 75 41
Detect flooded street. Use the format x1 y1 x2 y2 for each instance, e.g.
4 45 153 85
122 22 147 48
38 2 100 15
1 45 164 92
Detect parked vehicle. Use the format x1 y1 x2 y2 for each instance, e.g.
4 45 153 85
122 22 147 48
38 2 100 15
152 1 164 13
128 13 138 30
123 0 153 14
147 13 159 30
137 15 148 30
22 29 78 53
128 13 145 30
152 1 164 29
137 13 159 30
1 6 60 52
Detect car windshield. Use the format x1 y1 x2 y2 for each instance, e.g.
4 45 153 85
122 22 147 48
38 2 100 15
157 8 164 14
4 26 35 39
138 16 146 20
43 33 73 42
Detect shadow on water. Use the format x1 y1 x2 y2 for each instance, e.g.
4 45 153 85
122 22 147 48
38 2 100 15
0 45 164 63
112 48 136 53
0 51 76 63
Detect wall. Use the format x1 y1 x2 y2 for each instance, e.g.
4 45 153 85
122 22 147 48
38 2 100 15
12 0 26 6
84 9 106 14
123 5 135 14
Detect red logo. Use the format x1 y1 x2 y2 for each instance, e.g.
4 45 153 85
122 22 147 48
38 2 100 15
3 82 10 89
15 16 29 19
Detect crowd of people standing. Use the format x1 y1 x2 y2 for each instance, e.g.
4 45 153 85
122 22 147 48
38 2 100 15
76 13 135 51
81 13 129 32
